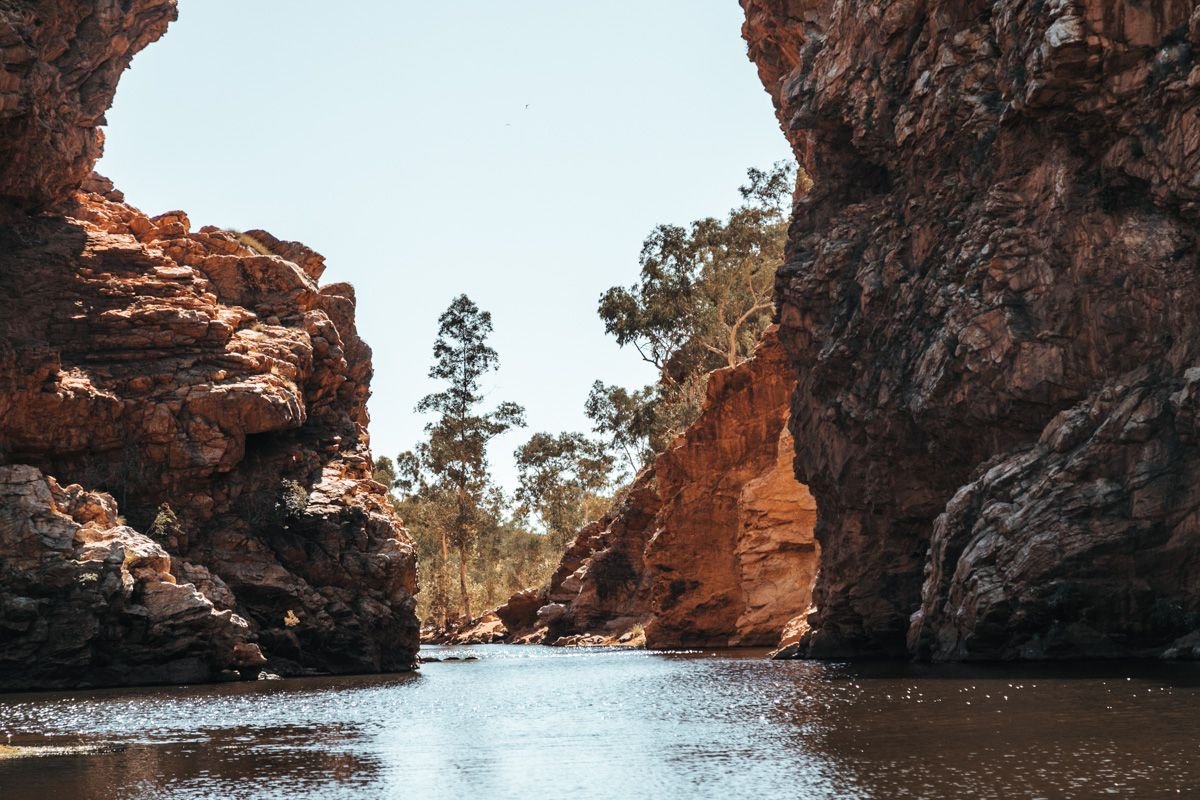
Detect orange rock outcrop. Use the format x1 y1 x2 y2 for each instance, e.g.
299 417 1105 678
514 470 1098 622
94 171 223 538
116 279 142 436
0 0 418 689
643 331 818 647
497 331 820 649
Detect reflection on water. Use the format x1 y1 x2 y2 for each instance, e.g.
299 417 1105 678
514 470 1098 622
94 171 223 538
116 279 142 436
1 647 1198 799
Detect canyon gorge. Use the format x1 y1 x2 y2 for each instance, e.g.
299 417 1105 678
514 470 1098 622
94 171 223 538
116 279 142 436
488 0 1200 662
2 4 1198 799
0 0 418 690
3 0 1200 695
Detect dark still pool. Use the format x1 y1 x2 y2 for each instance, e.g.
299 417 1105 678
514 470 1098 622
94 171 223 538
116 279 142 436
1 646 1198 799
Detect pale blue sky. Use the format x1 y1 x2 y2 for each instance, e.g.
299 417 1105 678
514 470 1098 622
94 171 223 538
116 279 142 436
99 1 792 490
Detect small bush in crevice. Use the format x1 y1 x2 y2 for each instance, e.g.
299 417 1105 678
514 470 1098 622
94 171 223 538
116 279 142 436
149 502 181 540
276 479 309 521
224 229 274 256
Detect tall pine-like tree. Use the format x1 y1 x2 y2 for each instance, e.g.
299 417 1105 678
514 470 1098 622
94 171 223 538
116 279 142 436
407 295 525 624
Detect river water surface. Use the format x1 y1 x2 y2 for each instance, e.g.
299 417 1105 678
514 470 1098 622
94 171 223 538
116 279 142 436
1 645 1198 799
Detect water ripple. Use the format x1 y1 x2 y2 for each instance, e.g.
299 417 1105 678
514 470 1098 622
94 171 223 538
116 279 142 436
0 647 1197 799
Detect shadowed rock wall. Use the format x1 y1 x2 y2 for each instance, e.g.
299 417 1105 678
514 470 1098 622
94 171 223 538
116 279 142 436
743 0 1200 660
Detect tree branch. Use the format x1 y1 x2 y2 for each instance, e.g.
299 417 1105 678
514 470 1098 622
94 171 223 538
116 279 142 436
727 300 774 366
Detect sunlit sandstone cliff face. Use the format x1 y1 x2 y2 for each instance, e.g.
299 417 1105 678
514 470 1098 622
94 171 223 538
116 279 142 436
643 332 819 647
497 332 820 649
743 0 1200 659
0 0 418 689
0 0 178 212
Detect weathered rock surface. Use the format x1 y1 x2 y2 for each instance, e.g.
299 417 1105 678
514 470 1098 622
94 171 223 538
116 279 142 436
0 465 262 690
643 330 819 647
743 0 1200 659
0 0 419 688
0 187 420 684
447 612 508 645
0 0 177 211
500 332 820 648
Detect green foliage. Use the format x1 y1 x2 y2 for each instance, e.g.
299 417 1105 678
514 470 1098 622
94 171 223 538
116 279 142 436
585 371 711 469
584 381 657 473
469 518 561 612
414 295 526 496
276 479 309 520
401 294 527 624
591 161 797 471
372 456 399 489
148 502 182 540
514 432 614 548
599 161 793 375
394 491 454 624
398 490 561 625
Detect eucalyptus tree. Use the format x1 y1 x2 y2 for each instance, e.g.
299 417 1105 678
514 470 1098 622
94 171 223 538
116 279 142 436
403 294 525 624
514 432 614 548
592 161 798 468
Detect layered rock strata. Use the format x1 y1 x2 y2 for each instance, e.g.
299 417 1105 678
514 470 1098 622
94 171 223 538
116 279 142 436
0 465 264 689
743 0 1200 659
0 0 419 688
498 332 820 649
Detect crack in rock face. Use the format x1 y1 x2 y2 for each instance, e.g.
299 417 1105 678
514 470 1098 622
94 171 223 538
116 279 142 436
742 0 1200 660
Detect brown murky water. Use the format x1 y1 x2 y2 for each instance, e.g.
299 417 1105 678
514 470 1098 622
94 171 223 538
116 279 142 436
0 646 1197 799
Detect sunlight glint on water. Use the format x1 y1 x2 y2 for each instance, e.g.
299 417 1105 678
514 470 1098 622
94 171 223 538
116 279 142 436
1 646 1198 799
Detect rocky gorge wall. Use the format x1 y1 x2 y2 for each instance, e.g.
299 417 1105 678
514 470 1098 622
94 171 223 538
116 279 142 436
0 0 419 689
743 0 1200 660
488 331 820 650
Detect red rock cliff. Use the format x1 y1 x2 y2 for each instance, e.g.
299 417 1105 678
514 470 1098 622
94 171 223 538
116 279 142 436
0 0 419 689
0 0 176 211
499 331 819 649
743 0 1200 659
643 331 818 647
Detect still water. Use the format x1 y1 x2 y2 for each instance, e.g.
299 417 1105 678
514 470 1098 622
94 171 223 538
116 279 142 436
1 645 1198 799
